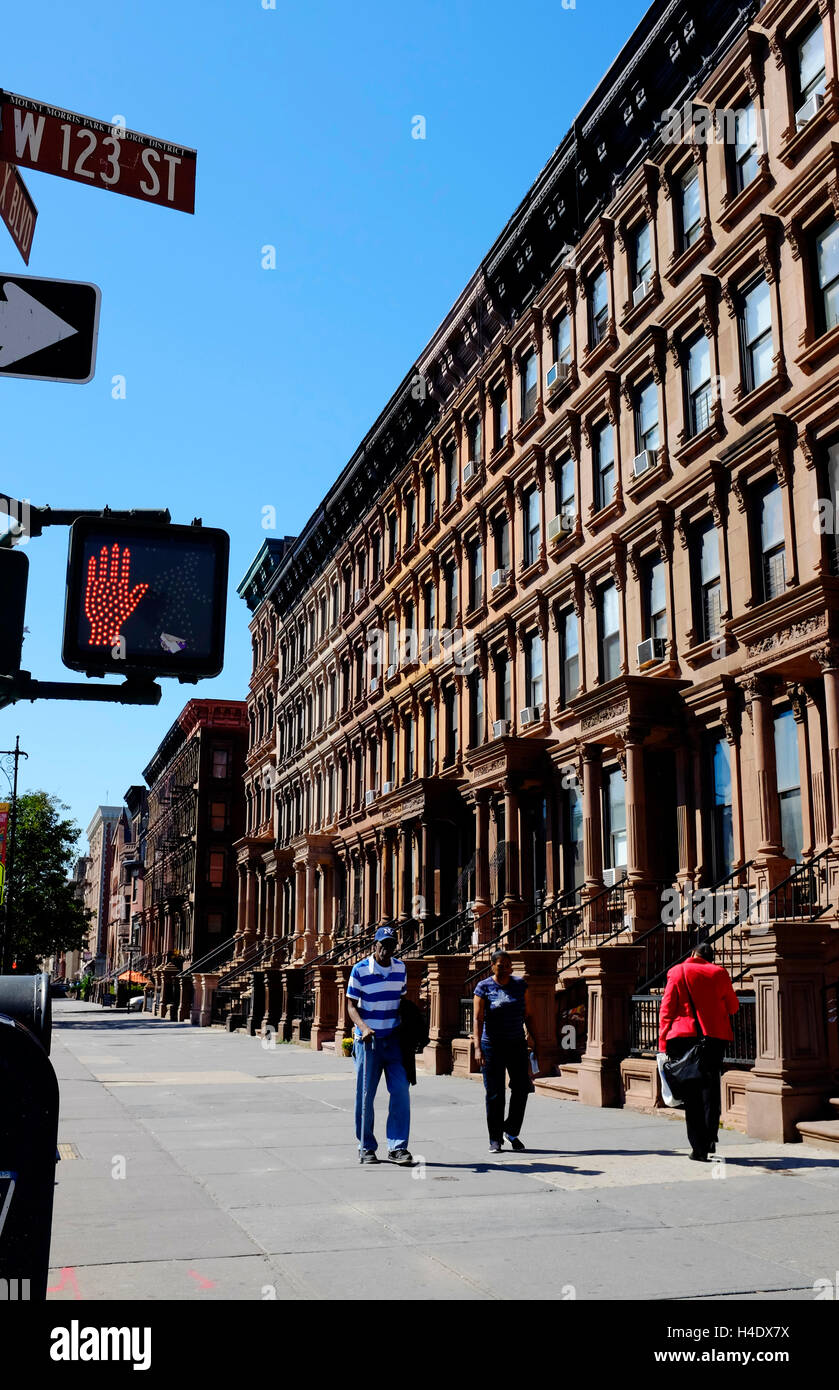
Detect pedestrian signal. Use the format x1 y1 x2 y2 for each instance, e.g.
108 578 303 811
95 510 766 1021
62 519 229 680
0 547 29 678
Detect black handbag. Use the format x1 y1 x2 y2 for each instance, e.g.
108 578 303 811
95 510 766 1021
661 967 708 1100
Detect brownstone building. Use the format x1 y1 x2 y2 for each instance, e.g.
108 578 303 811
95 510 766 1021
220 0 839 1143
137 698 248 1020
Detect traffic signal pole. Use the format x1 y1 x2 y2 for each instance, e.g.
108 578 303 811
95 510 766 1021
0 735 28 973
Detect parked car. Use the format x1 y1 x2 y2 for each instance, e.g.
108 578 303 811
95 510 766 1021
49 981 67 998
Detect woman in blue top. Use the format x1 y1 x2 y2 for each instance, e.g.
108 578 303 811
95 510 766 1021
473 950 538 1153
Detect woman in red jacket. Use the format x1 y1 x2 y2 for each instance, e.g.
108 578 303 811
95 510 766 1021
659 941 739 1161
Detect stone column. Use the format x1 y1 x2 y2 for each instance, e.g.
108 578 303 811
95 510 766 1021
311 964 337 1050
742 677 790 892
623 726 658 935
502 778 520 905
260 969 284 1035
159 959 178 1021
333 963 353 1047
675 742 696 892
176 973 193 1023
576 944 643 1107
473 791 491 918
421 955 468 1074
815 644 839 869
508 950 560 1075
304 861 317 962
293 862 306 960
582 743 604 894
788 685 814 860
244 863 258 951
403 958 426 1008
193 972 221 1027
743 923 832 1141
419 820 432 925
381 831 394 921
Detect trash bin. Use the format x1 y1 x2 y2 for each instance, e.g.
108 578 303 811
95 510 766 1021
0 978 59 1302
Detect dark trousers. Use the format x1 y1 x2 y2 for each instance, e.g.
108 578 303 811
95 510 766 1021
666 1036 727 1155
482 1037 531 1142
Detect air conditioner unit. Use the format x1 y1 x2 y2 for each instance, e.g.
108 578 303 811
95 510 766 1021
637 637 668 667
463 461 476 483
386 663 397 679
632 278 652 307
633 449 657 478
493 719 510 738
364 790 377 807
548 509 575 542
602 867 622 888
490 568 510 591
546 361 571 391
519 705 541 727
796 90 825 129
369 675 379 692
382 780 394 795
354 588 364 604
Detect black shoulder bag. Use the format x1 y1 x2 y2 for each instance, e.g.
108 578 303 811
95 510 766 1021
661 968 708 1100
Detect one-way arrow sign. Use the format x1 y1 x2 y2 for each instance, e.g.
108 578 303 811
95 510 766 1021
0 273 100 383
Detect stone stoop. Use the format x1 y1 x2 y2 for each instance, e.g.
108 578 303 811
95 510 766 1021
534 1064 579 1099
796 1101 839 1150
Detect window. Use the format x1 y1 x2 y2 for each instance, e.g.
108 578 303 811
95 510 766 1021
774 710 803 862
469 673 485 746
386 726 396 785
329 670 337 718
557 456 575 521
468 538 484 610
553 312 572 366
644 558 667 640
371 533 381 580
493 516 511 571
815 220 839 334
207 911 223 935
741 279 773 392
695 523 721 641
369 741 378 792
732 104 759 192
388 615 398 669
686 335 712 435
444 441 458 504
633 221 652 289
211 748 230 779
525 632 544 708
561 609 579 703
595 423 615 510
444 685 458 765
210 801 226 833
494 388 509 444
603 767 627 870
208 851 225 888
387 512 398 565
496 652 512 723
444 558 459 627
319 595 327 637
827 441 839 576
343 565 352 611
680 167 702 250
710 738 734 880
598 582 620 682
404 714 415 782
521 352 538 420
468 415 483 464
331 580 339 627
758 481 786 601
589 268 609 345
424 700 436 773
405 492 416 544
423 469 436 527
423 580 437 655
563 784 584 890
635 381 659 454
524 487 541 567
796 20 827 107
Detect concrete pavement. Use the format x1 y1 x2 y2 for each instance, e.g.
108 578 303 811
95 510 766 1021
46 1001 839 1301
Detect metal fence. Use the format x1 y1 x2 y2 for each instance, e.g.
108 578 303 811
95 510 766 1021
630 993 756 1066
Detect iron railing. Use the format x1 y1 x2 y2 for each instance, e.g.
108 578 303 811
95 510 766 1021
629 992 756 1066
180 936 236 977
634 862 755 994
755 848 831 926
418 904 498 956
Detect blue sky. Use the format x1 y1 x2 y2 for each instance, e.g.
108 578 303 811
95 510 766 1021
0 0 650 840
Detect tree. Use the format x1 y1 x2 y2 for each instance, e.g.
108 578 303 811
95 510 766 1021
5 791 90 972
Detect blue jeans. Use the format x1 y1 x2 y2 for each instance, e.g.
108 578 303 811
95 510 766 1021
353 1030 410 1153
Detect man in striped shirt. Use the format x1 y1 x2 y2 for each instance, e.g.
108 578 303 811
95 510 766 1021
347 925 412 1165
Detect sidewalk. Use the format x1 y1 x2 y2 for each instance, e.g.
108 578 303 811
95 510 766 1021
47 1001 839 1301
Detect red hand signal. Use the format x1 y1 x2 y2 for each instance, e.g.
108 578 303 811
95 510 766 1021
84 543 149 647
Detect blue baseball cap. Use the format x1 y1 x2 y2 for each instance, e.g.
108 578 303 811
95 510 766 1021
374 925 398 942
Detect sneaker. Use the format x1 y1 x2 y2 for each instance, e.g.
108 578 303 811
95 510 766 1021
689 1151 708 1162
359 1150 379 1164
505 1135 526 1152
489 1139 503 1153
386 1148 413 1165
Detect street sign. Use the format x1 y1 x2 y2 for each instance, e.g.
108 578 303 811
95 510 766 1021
0 162 36 263
0 92 196 213
0 273 100 383
62 518 229 680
